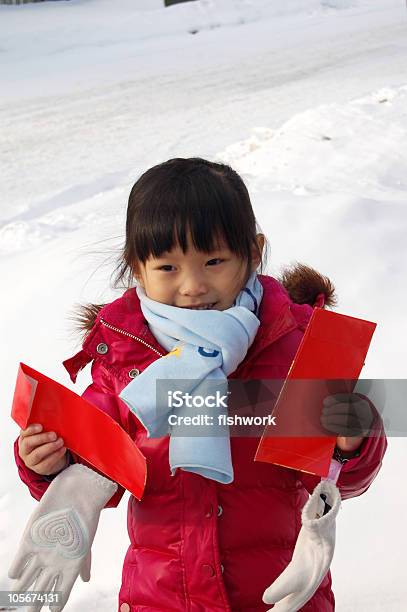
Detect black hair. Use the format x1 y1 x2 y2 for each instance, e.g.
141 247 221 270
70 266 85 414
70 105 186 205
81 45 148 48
115 157 267 287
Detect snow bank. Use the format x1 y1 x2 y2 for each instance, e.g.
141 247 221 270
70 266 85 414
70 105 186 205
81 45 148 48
218 85 407 200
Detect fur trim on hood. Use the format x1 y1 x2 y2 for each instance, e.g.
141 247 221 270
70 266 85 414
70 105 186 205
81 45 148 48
279 263 336 309
71 302 105 340
73 264 336 339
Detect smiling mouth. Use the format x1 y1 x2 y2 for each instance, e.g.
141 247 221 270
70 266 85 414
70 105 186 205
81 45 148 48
179 302 217 310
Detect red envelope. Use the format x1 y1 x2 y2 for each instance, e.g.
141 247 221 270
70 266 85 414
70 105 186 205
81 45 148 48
11 363 146 500
255 308 376 477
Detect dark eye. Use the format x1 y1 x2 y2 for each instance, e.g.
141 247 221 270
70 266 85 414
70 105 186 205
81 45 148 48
158 265 175 272
207 258 223 266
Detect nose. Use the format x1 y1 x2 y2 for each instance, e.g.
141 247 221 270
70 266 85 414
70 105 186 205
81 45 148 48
179 273 208 297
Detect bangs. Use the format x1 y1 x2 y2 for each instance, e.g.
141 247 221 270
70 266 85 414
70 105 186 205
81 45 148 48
116 157 265 287
131 165 253 263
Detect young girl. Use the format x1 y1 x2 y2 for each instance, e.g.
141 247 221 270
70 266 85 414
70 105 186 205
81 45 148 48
15 158 387 612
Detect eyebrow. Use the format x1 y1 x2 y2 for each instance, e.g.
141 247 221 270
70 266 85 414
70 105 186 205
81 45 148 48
154 247 229 259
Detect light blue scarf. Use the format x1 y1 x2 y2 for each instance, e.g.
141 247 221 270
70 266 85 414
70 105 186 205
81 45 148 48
119 272 263 484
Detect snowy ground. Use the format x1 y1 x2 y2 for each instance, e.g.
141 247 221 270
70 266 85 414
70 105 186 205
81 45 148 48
1 0 407 610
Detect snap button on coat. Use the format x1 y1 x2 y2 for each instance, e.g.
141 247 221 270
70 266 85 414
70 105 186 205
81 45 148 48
96 342 108 355
217 504 223 517
128 368 140 378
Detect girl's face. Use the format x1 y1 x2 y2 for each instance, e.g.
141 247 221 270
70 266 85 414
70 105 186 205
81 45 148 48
134 234 264 311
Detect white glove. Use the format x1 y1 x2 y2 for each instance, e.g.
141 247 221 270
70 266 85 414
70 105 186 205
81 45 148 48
263 480 341 612
8 464 117 612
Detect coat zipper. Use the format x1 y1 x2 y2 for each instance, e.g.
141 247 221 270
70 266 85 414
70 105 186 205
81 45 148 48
100 318 165 357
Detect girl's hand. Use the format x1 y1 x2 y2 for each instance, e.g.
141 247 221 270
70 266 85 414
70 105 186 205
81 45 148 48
321 393 374 437
18 423 68 476
335 435 364 453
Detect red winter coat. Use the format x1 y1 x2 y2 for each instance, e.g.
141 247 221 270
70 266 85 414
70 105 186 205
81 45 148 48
14 274 387 612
